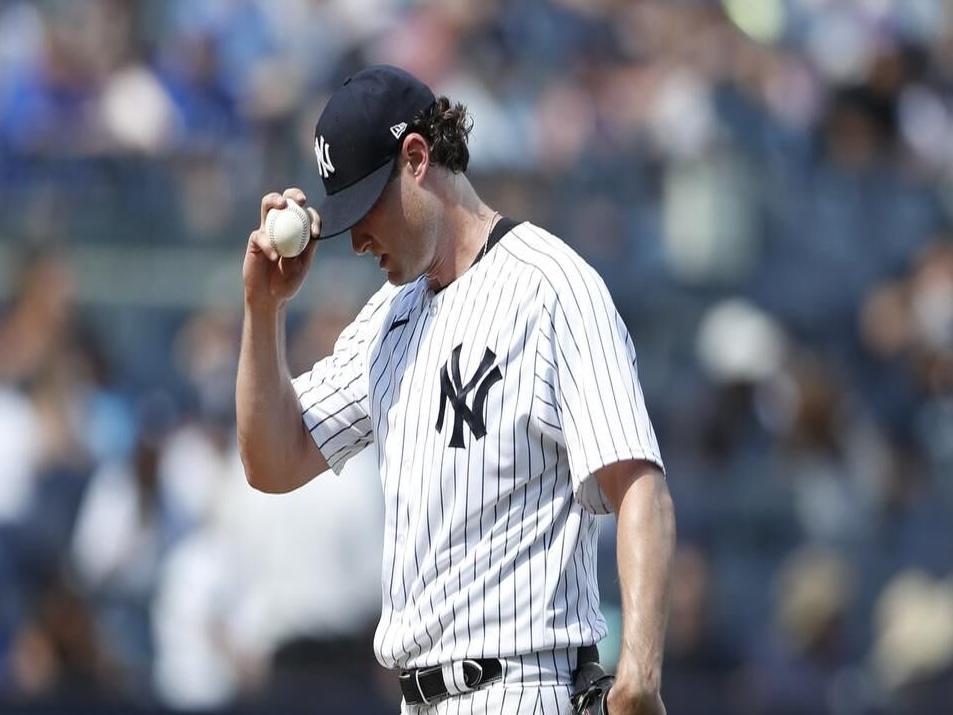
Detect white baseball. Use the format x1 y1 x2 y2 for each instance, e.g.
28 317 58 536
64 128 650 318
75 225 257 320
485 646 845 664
265 201 311 258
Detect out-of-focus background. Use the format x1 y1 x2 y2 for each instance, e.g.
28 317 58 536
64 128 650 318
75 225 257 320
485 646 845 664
1 0 952 713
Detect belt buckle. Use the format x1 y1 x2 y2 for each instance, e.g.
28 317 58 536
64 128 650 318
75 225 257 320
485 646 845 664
463 659 483 687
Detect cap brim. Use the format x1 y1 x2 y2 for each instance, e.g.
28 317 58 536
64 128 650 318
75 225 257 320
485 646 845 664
316 158 395 239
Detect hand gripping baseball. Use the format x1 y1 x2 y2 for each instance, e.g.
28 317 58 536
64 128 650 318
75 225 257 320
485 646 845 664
243 188 321 308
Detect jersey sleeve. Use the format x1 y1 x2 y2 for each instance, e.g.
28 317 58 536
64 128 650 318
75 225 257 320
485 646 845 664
538 270 664 514
292 285 392 475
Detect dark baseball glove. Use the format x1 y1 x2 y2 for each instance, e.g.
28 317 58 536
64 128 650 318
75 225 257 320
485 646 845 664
570 661 615 715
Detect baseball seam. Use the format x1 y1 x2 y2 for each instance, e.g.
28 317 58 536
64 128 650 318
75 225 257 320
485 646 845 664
268 204 310 256
292 205 309 254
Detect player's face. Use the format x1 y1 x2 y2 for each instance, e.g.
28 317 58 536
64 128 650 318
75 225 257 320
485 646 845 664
350 163 439 286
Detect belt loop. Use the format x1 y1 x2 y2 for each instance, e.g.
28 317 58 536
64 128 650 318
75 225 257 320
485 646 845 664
442 661 468 696
415 669 430 705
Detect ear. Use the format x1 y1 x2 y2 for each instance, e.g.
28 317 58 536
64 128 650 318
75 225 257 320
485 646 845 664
400 133 431 182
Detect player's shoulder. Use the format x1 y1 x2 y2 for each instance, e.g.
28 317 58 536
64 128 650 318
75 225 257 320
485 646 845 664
501 221 610 303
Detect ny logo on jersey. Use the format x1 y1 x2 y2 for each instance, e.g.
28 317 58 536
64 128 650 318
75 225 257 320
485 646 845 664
436 345 503 449
314 135 335 178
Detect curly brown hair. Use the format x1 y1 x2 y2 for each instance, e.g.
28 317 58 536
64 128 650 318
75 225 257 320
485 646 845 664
407 96 473 173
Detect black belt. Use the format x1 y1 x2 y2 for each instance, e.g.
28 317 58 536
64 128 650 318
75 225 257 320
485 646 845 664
399 646 600 705
400 658 502 705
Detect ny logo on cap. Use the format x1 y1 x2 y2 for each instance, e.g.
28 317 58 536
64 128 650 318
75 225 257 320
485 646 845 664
390 122 408 140
314 136 335 178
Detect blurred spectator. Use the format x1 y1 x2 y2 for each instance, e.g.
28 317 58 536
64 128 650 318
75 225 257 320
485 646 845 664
148 304 385 710
746 546 857 715
70 418 176 697
8 573 121 705
662 544 743 715
870 570 953 713
150 438 384 710
0 250 75 386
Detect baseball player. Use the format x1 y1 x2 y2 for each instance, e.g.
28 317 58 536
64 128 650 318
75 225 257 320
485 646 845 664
237 66 675 714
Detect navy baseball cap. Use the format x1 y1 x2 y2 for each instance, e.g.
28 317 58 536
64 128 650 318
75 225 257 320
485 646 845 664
314 65 436 239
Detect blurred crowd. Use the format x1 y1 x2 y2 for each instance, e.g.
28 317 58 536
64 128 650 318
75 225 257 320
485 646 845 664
2 0 953 713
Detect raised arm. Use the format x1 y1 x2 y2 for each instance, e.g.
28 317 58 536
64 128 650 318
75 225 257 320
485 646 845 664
236 187 329 493
596 459 676 715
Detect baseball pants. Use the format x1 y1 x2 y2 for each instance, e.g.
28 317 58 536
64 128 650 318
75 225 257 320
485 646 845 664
400 683 571 714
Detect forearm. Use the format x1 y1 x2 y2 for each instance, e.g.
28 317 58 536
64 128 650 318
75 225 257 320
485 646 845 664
236 301 319 492
613 471 676 696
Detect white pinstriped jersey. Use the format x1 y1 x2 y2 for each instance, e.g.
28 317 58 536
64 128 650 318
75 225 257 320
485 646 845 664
293 221 663 674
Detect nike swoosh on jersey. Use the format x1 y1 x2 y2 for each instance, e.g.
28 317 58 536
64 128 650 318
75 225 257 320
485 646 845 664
385 316 410 336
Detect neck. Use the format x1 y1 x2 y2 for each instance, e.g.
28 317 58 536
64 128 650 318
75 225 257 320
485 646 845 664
424 173 497 291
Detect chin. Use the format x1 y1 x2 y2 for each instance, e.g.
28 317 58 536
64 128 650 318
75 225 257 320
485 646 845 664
386 269 411 286
387 263 427 286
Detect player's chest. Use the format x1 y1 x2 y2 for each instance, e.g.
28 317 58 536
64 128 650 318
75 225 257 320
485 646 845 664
367 280 542 452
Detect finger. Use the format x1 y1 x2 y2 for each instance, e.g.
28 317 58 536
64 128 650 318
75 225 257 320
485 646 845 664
282 187 307 206
248 229 280 262
306 207 321 238
259 191 287 227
